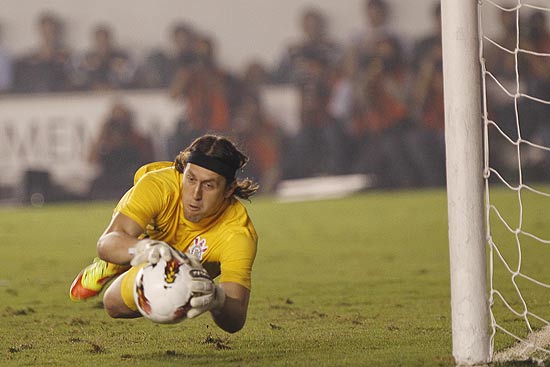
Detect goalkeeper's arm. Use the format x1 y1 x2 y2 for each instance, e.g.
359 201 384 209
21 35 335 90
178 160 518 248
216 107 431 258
185 255 250 333
211 282 250 333
96 212 145 265
188 278 250 333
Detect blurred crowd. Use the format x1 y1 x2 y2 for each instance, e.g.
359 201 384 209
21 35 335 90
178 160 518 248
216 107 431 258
2 0 550 198
483 7 550 184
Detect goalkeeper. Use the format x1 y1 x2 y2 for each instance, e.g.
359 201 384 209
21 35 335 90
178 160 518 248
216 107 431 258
69 134 259 333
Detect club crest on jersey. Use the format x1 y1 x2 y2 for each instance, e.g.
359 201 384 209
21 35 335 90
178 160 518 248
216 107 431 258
188 236 208 260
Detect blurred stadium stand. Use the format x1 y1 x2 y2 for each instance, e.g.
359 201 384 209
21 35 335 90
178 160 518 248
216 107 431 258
0 0 526 205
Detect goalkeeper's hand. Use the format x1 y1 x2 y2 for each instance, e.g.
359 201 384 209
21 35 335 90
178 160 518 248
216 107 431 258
187 283 226 319
129 239 182 266
185 254 226 319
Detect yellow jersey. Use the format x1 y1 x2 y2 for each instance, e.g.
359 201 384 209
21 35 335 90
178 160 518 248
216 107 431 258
115 162 258 290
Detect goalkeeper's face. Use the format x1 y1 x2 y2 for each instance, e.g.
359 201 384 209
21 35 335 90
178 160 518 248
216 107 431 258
181 163 234 223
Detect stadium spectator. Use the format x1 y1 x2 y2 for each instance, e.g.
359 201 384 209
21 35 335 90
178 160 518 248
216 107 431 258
167 36 234 158
289 61 347 178
483 7 528 179
137 22 198 88
233 91 282 193
240 60 270 98
271 6 348 178
348 0 406 71
70 134 259 334
483 7 523 140
522 10 550 129
13 12 72 93
326 52 359 175
0 23 13 92
271 6 342 85
411 3 442 71
351 36 418 188
408 2 446 186
519 10 550 181
87 102 153 199
73 24 136 90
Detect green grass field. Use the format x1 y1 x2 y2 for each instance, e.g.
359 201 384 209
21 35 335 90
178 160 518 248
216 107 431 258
0 188 547 366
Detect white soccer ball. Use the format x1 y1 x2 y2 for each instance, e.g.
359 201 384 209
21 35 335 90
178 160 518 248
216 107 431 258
133 257 194 324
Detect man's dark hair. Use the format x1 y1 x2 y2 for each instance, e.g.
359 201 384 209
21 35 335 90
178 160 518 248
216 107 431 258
174 135 259 200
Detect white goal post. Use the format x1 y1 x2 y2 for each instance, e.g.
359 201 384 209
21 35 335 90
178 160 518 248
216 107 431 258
441 0 491 365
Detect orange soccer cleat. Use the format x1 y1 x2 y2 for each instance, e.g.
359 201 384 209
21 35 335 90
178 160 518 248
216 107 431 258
69 257 130 301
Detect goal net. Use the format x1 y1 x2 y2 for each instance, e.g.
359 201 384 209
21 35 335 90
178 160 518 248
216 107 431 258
480 0 550 362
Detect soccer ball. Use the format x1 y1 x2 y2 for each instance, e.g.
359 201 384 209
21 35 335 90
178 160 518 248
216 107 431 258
133 257 194 324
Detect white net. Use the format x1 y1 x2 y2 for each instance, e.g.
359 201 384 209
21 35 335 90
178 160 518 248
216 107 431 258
479 0 550 360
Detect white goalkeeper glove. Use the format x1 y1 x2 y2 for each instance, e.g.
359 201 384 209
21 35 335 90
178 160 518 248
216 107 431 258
129 239 181 266
187 283 226 319
185 254 226 319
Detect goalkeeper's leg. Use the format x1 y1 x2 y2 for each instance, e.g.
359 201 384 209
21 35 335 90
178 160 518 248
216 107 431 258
69 257 130 301
102 266 142 318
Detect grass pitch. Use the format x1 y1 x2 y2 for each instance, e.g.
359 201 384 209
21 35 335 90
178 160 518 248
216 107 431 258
0 189 488 366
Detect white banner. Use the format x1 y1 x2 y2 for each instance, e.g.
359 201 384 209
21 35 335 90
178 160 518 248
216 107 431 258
0 90 183 194
0 86 298 197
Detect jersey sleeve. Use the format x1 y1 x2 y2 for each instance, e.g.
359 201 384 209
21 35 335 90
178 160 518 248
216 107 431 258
218 231 257 290
115 173 166 229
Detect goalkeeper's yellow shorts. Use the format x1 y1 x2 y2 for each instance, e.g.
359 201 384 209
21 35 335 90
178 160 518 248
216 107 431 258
120 264 145 312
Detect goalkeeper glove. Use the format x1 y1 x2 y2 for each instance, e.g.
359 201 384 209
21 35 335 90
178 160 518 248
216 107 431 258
185 254 226 318
187 283 226 319
129 239 181 266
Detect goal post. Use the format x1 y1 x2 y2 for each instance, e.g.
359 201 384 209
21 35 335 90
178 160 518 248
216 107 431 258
441 0 490 364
